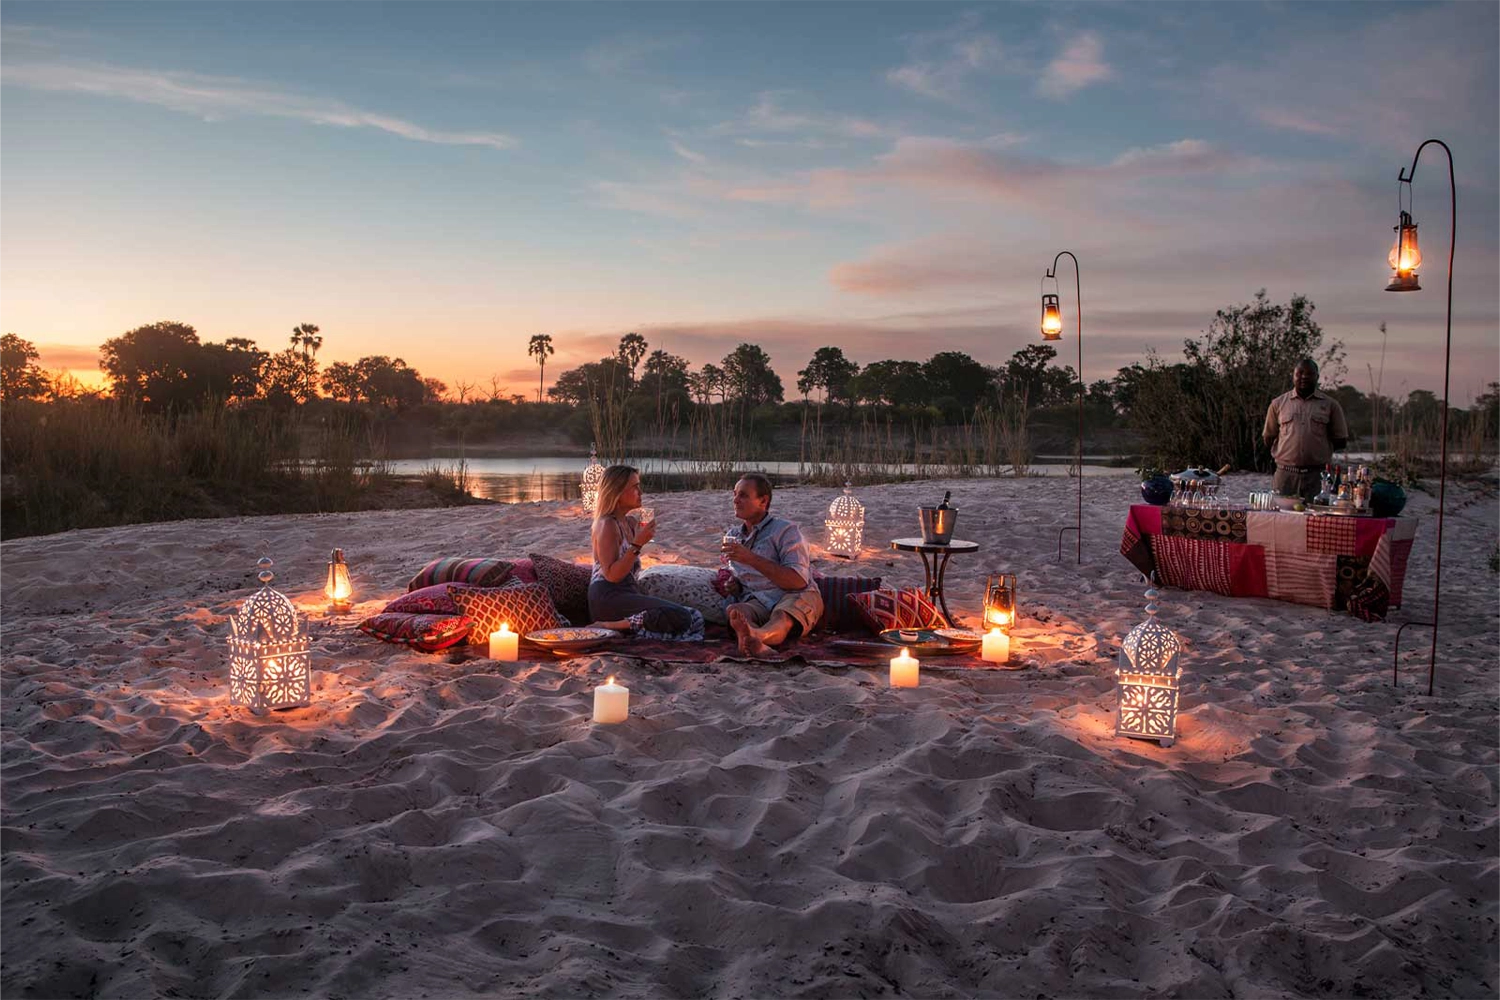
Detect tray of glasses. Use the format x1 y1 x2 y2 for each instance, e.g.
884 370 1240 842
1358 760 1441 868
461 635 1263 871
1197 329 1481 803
878 628 983 655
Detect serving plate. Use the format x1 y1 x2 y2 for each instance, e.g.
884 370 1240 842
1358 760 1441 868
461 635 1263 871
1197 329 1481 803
878 628 981 655
524 626 620 652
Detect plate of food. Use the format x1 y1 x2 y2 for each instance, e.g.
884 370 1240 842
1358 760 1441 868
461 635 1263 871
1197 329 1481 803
524 626 620 652
878 628 981 655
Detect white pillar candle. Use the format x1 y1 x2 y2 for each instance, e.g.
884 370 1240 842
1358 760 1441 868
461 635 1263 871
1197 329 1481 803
889 648 920 688
593 675 629 724
489 624 518 661
982 627 1010 664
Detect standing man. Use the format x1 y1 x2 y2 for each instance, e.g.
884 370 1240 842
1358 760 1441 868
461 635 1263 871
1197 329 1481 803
1263 358 1349 501
721 473 823 658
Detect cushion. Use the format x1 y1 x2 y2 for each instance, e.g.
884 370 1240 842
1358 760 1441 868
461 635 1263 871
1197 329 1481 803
507 558 538 584
358 612 473 652
384 583 466 615
849 587 945 634
406 557 513 592
448 582 565 644
812 574 883 633
527 552 591 623
637 565 729 625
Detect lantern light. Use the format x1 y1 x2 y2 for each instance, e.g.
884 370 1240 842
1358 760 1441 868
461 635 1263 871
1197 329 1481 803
1040 292 1063 340
325 548 352 613
580 443 606 513
1116 577 1181 747
824 481 865 559
983 573 1017 631
1385 210 1422 292
228 555 311 716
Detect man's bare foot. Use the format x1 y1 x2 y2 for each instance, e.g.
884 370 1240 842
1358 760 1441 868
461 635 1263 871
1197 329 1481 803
728 607 752 653
743 632 772 658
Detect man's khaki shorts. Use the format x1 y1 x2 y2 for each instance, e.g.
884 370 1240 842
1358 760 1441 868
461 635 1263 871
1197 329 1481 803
740 586 824 634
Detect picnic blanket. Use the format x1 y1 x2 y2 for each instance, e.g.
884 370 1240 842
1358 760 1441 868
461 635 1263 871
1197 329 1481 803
1120 504 1417 621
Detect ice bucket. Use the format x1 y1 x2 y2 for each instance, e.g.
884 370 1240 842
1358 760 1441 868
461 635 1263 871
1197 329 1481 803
918 506 957 545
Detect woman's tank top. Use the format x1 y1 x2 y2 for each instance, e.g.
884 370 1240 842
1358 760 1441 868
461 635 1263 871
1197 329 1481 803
590 515 637 585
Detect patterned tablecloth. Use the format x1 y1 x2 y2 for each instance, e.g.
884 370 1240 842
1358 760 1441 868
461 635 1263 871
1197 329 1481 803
1119 504 1417 621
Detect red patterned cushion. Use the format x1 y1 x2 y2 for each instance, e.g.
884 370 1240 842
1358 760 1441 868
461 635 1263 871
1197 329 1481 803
406 557 514 592
527 552 591 622
849 587 944 634
448 582 565 644
358 612 473 652
384 583 465 615
812 574 883 633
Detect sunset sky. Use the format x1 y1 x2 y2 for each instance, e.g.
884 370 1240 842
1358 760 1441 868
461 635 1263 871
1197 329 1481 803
2 2 1496 402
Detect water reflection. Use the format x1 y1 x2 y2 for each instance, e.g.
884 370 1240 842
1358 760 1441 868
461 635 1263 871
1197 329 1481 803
385 456 1133 505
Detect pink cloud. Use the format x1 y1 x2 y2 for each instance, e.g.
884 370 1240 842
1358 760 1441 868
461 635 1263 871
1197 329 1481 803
1037 32 1112 99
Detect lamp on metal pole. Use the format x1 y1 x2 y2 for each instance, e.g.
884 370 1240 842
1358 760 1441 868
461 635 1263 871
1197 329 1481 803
1386 139 1455 697
1042 251 1083 563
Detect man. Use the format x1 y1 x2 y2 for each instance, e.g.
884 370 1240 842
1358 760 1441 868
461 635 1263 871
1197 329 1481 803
1263 358 1349 501
721 473 823 657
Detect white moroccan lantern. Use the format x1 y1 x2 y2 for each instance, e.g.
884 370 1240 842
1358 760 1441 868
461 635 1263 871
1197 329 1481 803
1116 577 1181 747
825 481 865 559
228 555 311 715
580 443 605 513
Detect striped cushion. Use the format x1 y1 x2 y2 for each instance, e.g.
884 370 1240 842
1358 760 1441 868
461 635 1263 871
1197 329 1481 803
406 557 514 592
448 582 566 645
358 612 473 652
812 574 882 633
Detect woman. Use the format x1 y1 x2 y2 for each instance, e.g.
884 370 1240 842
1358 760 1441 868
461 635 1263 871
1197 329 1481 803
588 465 702 639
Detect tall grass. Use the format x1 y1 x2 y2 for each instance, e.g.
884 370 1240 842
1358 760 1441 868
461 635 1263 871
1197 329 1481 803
0 399 393 538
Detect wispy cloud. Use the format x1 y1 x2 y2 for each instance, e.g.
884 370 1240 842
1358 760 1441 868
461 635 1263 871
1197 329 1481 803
1 58 518 149
715 91 900 143
669 140 707 165
581 31 693 75
887 33 1004 102
1037 32 1111 99
1204 3 1496 149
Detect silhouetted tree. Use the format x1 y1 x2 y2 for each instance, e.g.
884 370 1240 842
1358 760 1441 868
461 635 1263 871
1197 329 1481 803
797 346 860 404
290 323 322 400
616 332 648 384
528 334 554 403
1 334 50 400
99 321 204 410
721 343 783 406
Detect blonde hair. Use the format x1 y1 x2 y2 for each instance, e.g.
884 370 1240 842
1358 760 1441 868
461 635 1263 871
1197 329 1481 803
593 465 639 525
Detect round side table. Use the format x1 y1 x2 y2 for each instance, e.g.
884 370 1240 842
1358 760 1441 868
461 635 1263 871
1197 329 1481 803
888 538 980 626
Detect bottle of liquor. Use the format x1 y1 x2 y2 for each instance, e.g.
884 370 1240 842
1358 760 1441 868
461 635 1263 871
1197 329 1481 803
1318 464 1333 505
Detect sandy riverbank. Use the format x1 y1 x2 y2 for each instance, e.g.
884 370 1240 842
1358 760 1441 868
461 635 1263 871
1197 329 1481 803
2 476 1496 997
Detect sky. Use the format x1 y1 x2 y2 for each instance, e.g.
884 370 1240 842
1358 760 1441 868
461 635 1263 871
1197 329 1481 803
2 1 1497 404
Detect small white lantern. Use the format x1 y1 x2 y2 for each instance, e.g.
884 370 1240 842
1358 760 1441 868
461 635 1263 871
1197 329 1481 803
228 556 311 715
580 443 605 513
825 481 865 559
1116 578 1181 747
324 547 352 613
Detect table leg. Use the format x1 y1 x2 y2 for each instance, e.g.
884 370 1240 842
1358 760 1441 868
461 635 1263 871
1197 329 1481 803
933 548 956 626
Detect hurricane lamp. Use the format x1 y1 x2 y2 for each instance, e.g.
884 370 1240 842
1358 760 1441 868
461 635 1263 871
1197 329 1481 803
1385 210 1422 291
1040 293 1063 340
325 548 352 613
229 556 311 716
983 573 1017 630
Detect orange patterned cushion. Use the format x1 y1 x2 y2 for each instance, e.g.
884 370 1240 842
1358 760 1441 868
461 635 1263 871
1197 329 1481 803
447 583 565 645
848 586 945 634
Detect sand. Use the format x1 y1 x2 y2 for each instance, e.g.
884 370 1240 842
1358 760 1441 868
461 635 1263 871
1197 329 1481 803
3 475 1496 998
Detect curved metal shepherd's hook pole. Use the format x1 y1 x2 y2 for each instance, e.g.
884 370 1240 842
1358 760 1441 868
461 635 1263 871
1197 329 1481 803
1389 139 1454 697
1048 251 1083 564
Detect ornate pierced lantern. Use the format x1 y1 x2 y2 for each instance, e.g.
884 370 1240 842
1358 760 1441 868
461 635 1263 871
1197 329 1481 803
1385 210 1422 292
580 443 605 513
983 573 1017 630
1040 292 1063 340
1116 577 1180 747
825 482 865 558
228 555 311 715
324 548 352 613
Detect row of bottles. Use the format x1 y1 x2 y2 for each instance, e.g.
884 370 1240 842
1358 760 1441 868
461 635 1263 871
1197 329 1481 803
1318 464 1372 508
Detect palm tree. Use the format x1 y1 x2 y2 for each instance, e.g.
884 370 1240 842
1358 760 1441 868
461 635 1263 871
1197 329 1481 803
617 332 648 383
528 334 555 403
290 323 322 400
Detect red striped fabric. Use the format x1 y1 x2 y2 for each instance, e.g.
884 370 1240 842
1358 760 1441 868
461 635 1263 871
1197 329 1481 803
1153 536 1234 596
1265 550 1337 607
